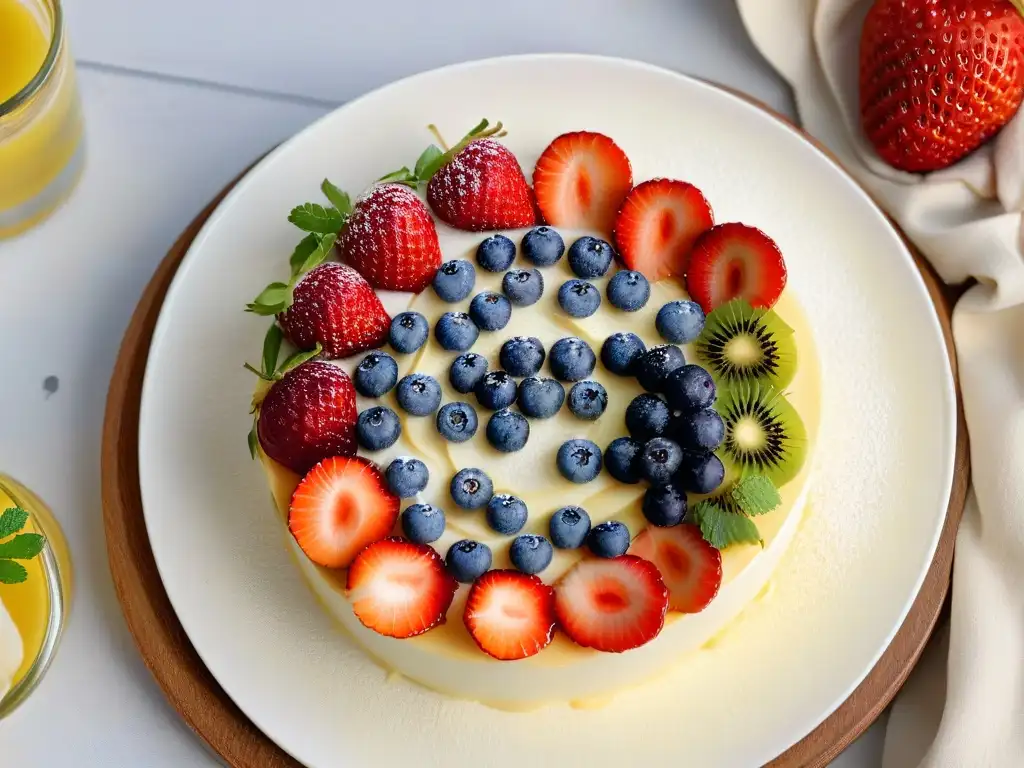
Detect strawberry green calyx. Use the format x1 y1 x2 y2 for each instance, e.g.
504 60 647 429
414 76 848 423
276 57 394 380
245 178 352 316
378 118 507 188
1011 0 1024 17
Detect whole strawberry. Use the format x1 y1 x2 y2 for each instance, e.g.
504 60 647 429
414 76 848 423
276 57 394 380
276 262 390 359
256 360 358 475
860 0 1024 173
337 183 442 292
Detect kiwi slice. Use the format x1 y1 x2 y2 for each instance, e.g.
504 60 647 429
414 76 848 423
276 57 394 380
693 300 797 390
716 381 806 488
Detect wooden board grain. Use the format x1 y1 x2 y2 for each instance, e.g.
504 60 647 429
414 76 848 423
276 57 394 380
101 89 969 768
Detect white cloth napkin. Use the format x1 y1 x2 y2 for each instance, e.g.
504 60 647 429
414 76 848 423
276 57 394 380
735 2 1024 766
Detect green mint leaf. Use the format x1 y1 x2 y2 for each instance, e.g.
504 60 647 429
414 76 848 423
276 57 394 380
731 475 782 517
320 179 352 215
0 507 28 539
261 324 284 377
288 233 320 276
247 419 259 460
377 167 417 185
277 343 322 377
413 145 445 181
287 202 344 234
692 500 763 550
0 533 45 560
245 282 292 316
295 233 336 276
0 560 27 585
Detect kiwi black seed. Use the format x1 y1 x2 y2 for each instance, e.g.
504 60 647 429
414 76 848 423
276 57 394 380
715 381 806 488
693 299 796 390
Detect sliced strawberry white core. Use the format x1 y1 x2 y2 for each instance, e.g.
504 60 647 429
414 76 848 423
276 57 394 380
463 570 556 661
554 555 668 653
288 456 399 569
347 537 457 639
629 524 723 614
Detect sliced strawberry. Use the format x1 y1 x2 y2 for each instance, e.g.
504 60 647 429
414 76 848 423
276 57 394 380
288 456 399 569
277 262 390 359
685 223 787 313
532 131 632 234
347 537 458 638
337 183 442 293
463 570 557 661
613 179 714 282
427 139 536 231
258 361 358 475
554 555 668 653
629 524 722 613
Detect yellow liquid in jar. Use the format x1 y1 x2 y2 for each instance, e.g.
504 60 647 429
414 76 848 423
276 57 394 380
0 0 84 238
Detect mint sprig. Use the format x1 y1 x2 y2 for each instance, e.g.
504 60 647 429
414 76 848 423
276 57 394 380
378 119 506 188
0 507 45 585
690 473 783 550
730 475 782 516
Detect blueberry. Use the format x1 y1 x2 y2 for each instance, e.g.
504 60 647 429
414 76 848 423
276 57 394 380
678 452 725 494
587 521 630 558
656 300 705 344
549 337 596 382
567 236 614 278
509 534 553 575
396 373 442 416
433 259 476 302
635 344 686 392
486 409 530 452
388 311 429 354
521 226 565 266
446 540 493 583
664 364 717 414
549 506 591 549
450 468 493 510
605 436 643 484
517 377 565 418
499 336 545 377
606 270 651 312
568 381 608 421
476 234 517 272
639 437 683 485
449 352 488 394
386 457 429 498
675 409 726 453
401 503 446 544
436 401 479 443
600 332 647 376
356 406 401 451
469 291 512 331
625 394 672 441
558 279 601 318
353 351 398 397
475 371 518 410
501 268 544 306
485 494 528 535
642 484 687 527
556 439 603 483
435 312 480 351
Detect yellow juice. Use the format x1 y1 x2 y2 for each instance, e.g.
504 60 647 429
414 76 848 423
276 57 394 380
0 0 84 239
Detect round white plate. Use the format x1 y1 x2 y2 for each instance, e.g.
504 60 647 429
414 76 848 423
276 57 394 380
138 54 955 767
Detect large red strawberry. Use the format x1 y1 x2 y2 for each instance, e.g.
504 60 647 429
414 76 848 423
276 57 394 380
289 456 400 569
532 131 633 234
276 262 390 359
554 555 669 653
347 537 458 638
427 138 536 231
860 0 1024 173
629 524 722 613
256 360 358 475
336 183 442 292
613 179 714 282
463 570 557 661
685 222 787 313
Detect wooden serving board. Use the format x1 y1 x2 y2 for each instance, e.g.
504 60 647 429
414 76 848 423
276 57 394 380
101 88 970 768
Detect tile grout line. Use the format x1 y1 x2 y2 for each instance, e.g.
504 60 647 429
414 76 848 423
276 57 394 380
77 59 343 110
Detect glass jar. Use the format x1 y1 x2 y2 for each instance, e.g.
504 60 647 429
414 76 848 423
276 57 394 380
0 473 72 718
0 0 85 239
